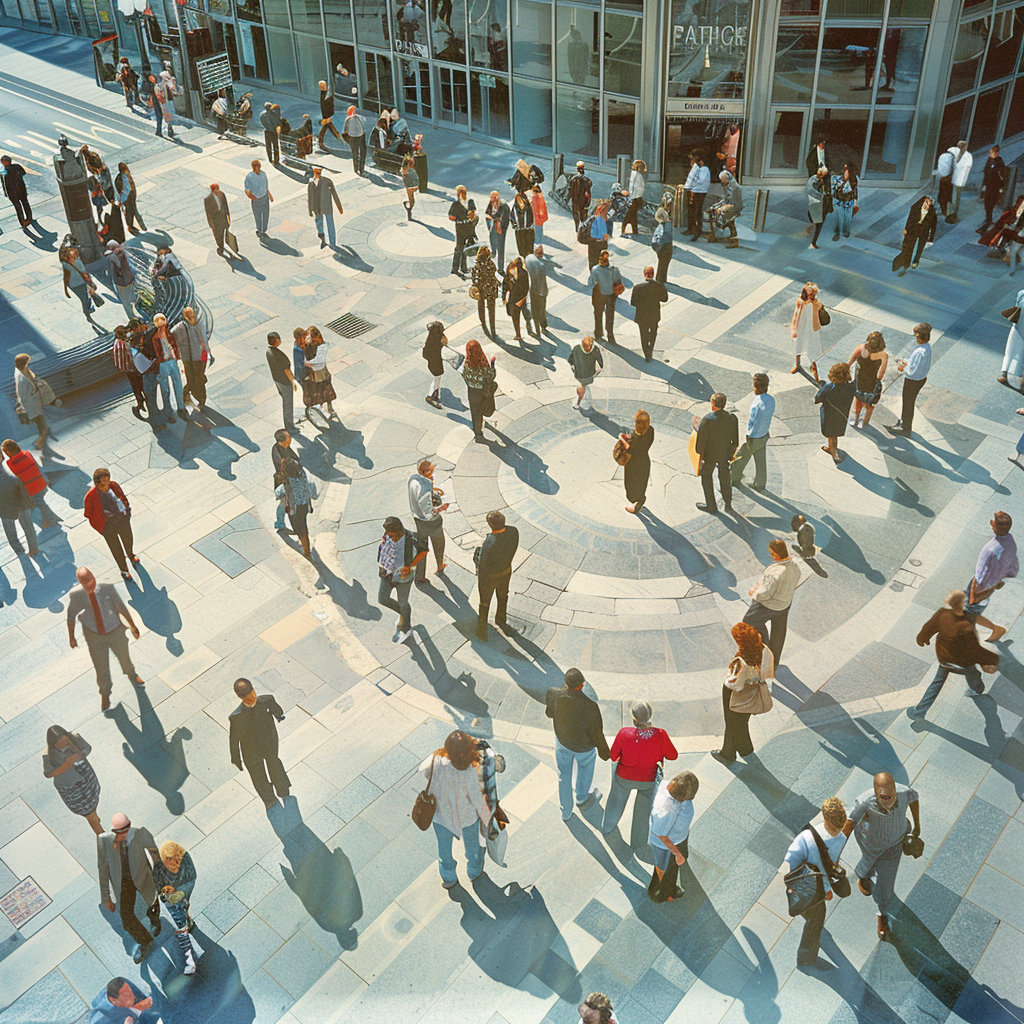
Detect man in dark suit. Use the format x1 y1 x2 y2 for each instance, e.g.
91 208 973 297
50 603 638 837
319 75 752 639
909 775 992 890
228 677 289 810
204 183 237 258
805 136 828 178
893 195 937 277
476 509 520 641
630 266 669 363
695 392 739 514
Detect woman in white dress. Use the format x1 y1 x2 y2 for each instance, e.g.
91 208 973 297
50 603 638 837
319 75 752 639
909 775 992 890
997 288 1024 388
791 281 824 375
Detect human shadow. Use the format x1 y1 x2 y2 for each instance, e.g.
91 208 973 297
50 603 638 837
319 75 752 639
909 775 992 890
719 508 780 560
141 924 256 1024
545 264 589 296
19 546 76 610
0 563 17 606
333 246 374 273
486 426 558 494
125 562 183 654
819 513 887 585
667 368 715 402
641 512 713 577
415 573 474 620
40 461 92 511
259 235 302 257
501 627 569 696
409 630 490 716
565 817 648 887
201 407 260 456
737 758 820 833
309 551 381 619
835 458 934 518
670 247 720 272
273 162 311 183
295 419 372 472
269 799 361 949
815 932 907 1024
771 664 815 709
26 224 59 252
667 283 728 309
110 688 192 815
153 425 240 481
226 254 266 281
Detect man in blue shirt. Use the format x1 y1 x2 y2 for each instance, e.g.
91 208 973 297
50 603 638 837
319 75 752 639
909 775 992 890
967 510 1018 641
684 153 711 241
731 373 775 490
243 158 273 237
887 322 931 436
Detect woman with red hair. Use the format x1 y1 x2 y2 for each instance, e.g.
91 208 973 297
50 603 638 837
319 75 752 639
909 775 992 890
712 621 775 765
460 339 496 442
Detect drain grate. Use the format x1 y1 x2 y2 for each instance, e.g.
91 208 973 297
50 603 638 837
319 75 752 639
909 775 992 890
326 313 376 338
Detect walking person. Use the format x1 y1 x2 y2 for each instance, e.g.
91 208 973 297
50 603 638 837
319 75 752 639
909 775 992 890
484 190 509 271
530 183 548 246
783 798 850 968
60 244 101 324
621 159 646 236
568 160 592 229
84 469 140 582
630 266 669 363
229 677 290 809
910 590 999 719
409 460 449 581
153 841 198 975
584 200 611 269
893 195 937 276
510 190 535 257
711 621 775 765
847 332 888 429
171 307 210 412
471 247 498 338
267 332 298 430
259 102 281 164
2 439 59 526
981 145 1008 231
502 256 532 341
317 81 343 151
448 185 477 277
0 467 38 556
273 430 315 558
117 57 140 109
148 313 186 422
244 159 273 237
887 322 932 436
422 321 451 407
812 362 856 463
302 326 338 420
648 771 699 903
831 164 858 241
461 339 496 441
731 373 775 491
524 245 548 333
400 154 419 219
601 701 677 848
104 241 135 319
1 154 33 227
97 812 161 963
130 322 166 432
43 726 103 834
377 516 427 643
684 153 711 240
695 392 739 514
806 167 830 249
620 409 654 515
965 510 1018 642
588 250 622 344
943 140 973 223
90 978 157 1023
476 509 519 640
204 183 238 258
568 335 603 413
422 731 492 889
707 170 743 248
150 71 176 139
546 668 609 820
13 353 51 450
997 290 1024 387
742 539 801 667
67 565 143 710
790 282 824 375
651 207 674 283
114 162 145 234
843 773 921 941
342 106 367 175
307 166 343 248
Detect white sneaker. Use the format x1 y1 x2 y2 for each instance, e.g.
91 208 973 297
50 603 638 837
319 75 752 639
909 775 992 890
396 629 413 643
183 948 197 975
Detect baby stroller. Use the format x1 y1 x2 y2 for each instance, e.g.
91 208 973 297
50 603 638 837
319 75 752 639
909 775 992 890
507 158 544 193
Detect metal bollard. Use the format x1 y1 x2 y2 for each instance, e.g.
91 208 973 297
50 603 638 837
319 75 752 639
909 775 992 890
752 188 770 232
552 153 564 186
616 153 631 186
675 186 689 231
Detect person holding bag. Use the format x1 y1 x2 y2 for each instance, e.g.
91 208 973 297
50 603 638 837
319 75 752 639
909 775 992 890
781 797 850 968
152 841 198 975
711 622 774 766
471 246 498 338
462 339 496 442
13 352 53 450
997 289 1024 387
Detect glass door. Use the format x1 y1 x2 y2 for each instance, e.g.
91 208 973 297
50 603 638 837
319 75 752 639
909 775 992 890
437 65 469 126
604 96 635 164
398 56 432 118
363 51 396 111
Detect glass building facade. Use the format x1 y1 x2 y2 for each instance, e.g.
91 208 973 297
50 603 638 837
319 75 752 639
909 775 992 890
4 0 1024 187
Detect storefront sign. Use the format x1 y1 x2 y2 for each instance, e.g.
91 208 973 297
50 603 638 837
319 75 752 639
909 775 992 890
667 98 745 116
394 39 429 58
672 23 747 50
196 52 233 92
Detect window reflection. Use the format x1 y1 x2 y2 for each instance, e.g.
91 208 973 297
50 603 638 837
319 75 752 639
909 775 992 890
556 6 598 89
294 34 327 94
604 13 642 96
512 77 551 147
1004 78 1024 137
289 0 322 35
948 17 988 96
874 28 926 106
511 0 551 79
865 108 914 176
266 27 298 85
353 0 389 48
887 0 933 14
769 109 804 169
982 8 1023 83
469 0 506 68
823 0 883 17
395 0 429 56
816 27 881 103
323 0 352 41
810 107 868 172
471 72 510 139
606 97 635 161
556 86 599 156
433 0 467 62
779 0 821 19
772 27 819 104
970 85 1005 149
262 0 289 30
938 96 970 151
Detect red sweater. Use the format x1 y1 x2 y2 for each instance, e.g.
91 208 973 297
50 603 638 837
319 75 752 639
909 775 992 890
5 451 46 497
609 727 678 781
84 481 131 533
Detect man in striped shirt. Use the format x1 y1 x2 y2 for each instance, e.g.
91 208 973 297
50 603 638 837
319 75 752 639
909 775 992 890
843 773 921 941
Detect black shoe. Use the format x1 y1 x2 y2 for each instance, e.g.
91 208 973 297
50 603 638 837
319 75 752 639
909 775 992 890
695 503 718 514
711 749 735 765
723 504 733 513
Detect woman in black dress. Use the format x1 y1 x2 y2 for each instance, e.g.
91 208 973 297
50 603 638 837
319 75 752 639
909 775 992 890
812 362 856 464
502 257 531 341
620 409 654 514
422 321 448 408
42 726 102 834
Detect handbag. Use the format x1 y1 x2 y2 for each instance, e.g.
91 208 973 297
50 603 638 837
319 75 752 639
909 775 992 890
411 756 437 830
612 281 626 297
902 832 925 858
15 405 30 426
484 811 508 867
1001 306 1022 324
728 660 773 714
38 380 57 406
784 861 826 917
612 438 631 466
469 285 480 300
817 306 831 326
806 823 851 898
225 230 238 253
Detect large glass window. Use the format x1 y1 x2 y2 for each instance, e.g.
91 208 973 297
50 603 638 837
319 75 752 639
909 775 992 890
471 71 510 138
363 51 395 108
970 84 1005 148
511 0 551 79
395 0 429 54
354 0 389 47
437 65 469 121
865 107 914 176
398 57 432 117
604 13 641 95
323 0 352 40
779 0 822 19
261 0 289 30
513 77 552 147
605 96 635 161
982 7 1023 83
816 27 881 103
294 33 327 94
938 96 971 150
810 107 869 170
668 0 750 99
948 17 989 96
769 109 805 169
556 85 599 156
434 0 467 61
1004 77 1024 137
288 0 322 35
469 0 506 68
556 6 598 88
822 0 883 17
874 27 926 106
266 27 298 85
772 27 819 104
887 0 932 14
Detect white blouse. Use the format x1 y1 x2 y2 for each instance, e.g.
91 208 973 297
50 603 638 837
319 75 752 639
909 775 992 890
725 647 775 690
422 754 489 833
305 345 328 371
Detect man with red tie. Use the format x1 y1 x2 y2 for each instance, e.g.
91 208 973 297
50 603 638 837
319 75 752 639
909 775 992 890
67 566 143 711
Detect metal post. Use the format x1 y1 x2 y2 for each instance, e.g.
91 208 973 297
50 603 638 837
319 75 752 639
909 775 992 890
616 153 630 186
172 0 194 120
53 145 103 263
752 188 770 232
673 184 685 230
552 153 564 185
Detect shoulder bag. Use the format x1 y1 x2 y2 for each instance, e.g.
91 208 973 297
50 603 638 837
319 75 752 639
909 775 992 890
1001 306 1021 324
784 850 826 917
612 271 625 297
469 284 480 300
806 823 850 897
817 306 831 327
613 438 631 466
728 659 773 715
411 756 437 830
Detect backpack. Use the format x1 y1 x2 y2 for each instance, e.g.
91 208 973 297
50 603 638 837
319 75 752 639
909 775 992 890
577 218 592 245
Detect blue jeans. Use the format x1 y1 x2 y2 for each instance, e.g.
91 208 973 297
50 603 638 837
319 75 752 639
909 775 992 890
314 211 336 246
251 195 270 233
601 773 655 847
433 820 483 885
158 360 184 412
489 227 506 271
554 740 597 819
910 663 982 717
834 201 854 237
534 223 544 247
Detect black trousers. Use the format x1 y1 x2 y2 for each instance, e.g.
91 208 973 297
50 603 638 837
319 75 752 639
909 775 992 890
348 135 367 174
593 290 616 341
689 193 706 237
478 295 496 335
103 516 135 573
648 837 688 902
119 871 157 948
901 375 927 433
317 119 342 147
210 218 227 251
797 900 827 965
242 745 290 805
508 300 530 338
264 129 280 163
721 684 753 759
478 568 511 629
123 194 145 232
572 202 587 229
984 189 1003 225
622 197 643 233
742 600 790 665
452 231 472 273
897 230 928 268
700 458 732 510
7 191 31 225
468 386 486 437
587 239 605 269
638 320 658 362
656 246 672 283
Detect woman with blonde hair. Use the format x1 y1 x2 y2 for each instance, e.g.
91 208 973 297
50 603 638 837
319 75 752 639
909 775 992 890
621 158 647 236
847 332 888 429
619 409 654 514
712 621 775 765
790 281 824 375
302 325 337 420
13 353 50 450
153 840 198 974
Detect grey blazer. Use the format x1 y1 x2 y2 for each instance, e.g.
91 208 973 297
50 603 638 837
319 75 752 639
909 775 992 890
97 827 158 906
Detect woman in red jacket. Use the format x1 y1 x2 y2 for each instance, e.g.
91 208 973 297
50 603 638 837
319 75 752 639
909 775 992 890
84 467 139 580
600 700 678 847
2 439 60 529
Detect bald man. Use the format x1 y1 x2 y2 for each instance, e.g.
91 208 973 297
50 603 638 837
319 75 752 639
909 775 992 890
843 772 920 941
67 567 142 711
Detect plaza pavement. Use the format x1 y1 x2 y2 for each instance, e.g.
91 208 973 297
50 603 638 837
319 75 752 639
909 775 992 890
1 26 1024 1024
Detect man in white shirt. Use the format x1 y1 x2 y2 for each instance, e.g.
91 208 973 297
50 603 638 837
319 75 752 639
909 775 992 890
684 154 711 241
946 140 973 224
742 538 801 665
408 460 448 582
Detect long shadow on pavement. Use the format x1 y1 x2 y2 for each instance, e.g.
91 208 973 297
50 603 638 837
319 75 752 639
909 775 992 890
487 425 558 494
816 932 907 1024
310 551 381 619
126 561 184 654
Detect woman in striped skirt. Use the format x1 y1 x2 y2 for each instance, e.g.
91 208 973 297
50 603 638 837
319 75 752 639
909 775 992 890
42 726 102 834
